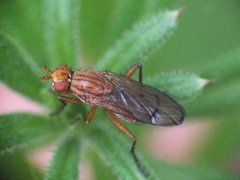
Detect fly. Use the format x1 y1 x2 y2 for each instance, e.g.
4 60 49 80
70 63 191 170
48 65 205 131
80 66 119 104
42 63 185 176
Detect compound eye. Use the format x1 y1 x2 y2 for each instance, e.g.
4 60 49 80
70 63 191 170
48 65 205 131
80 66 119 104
53 81 68 93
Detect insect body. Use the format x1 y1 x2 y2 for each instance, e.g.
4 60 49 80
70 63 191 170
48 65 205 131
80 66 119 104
42 63 185 176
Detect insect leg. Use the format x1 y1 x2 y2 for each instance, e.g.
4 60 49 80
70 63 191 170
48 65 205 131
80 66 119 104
57 96 82 103
106 111 148 177
85 106 97 124
50 96 81 116
125 63 142 83
106 111 136 140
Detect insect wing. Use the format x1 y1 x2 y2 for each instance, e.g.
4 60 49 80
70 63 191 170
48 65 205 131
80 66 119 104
104 73 185 126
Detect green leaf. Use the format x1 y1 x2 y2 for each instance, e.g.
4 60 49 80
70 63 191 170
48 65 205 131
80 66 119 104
106 0 145 45
0 33 44 103
90 121 150 180
146 156 237 180
79 1 115 59
146 72 210 101
89 120 236 179
0 1 48 65
90 152 117 180
0 114 64 154
92 134 144 179
0 151 43 180
198 48 240 79
46 134 81 180
97 9 180 72
44 0 82 67
186 79 240 117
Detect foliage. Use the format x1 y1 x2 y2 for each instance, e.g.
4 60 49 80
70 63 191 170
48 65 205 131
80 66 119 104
0 0 239 179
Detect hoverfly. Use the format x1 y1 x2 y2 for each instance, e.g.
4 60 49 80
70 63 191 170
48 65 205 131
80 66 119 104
42 63 185 176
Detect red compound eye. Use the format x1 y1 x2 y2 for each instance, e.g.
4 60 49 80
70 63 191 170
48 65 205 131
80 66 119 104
53 81 69 93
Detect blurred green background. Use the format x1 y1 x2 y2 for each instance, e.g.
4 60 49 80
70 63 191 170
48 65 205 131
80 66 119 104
0 0 240 179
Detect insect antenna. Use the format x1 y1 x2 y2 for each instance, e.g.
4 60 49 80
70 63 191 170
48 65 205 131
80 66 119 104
41 76 51 80
41 66 53 80
43 66 53 74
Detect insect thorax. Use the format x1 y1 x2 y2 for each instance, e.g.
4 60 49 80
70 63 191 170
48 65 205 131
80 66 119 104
70 71 112 103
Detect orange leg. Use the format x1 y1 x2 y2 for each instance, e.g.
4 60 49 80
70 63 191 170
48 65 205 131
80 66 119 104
106 111 148 177
51 96 81 116
57 96 97 124
57 96 82 103
85 106 97 124
125 63 142 83
106 111 136 141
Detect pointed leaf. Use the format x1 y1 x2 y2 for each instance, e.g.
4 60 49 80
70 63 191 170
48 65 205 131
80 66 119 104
46 134 81 180
0 1 47 65
90 153 117 180
44 0 82 67
0 114 65 154
89 121 149 180
97 9 180 72
0 152 43 180
146 72 210 101
0 33 44 102
91 131 144 179
89 118 237 179
91 119 236 179
106 0 144 44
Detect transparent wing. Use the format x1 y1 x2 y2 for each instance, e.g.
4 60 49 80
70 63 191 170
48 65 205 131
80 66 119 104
101 72 185 126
